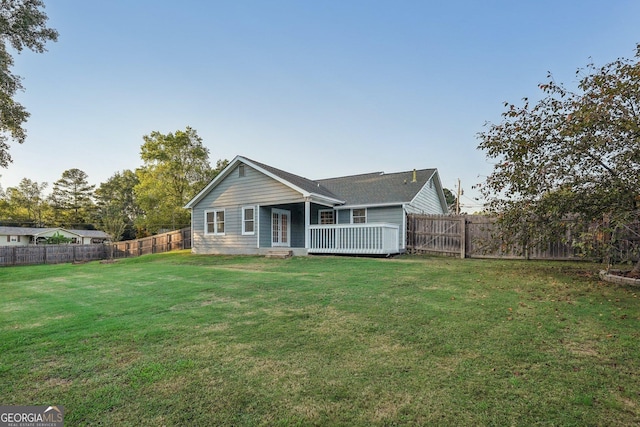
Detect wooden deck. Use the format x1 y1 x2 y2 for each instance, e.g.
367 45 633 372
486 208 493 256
308 223 400 255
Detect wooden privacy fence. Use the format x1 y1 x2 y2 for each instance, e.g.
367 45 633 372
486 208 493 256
110 227 191 259
406 214 585 260
0 244 109 267
0 228 192 267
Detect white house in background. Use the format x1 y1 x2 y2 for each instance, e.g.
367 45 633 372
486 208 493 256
0 227 110 246
184 155 449 256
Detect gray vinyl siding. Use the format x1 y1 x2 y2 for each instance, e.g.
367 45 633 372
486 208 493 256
259 207 272 249
406 179 447 214
367 206 404 225
192 164 305 254
336 210 350 224
367 206 405 249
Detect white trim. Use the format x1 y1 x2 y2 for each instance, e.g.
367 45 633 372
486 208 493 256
204 208 225 235
256 205 261 249
401 205 408 249
334 202 402 210
242 205 256 235
305 200 310 249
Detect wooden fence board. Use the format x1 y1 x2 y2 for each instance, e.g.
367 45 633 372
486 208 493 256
406 214 633 261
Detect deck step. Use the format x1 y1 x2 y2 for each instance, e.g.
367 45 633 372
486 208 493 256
265 249 293 259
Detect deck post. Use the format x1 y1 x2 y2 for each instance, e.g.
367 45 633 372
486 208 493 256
304 199 310 249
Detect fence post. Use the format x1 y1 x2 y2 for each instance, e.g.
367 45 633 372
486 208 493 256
459 216 466 259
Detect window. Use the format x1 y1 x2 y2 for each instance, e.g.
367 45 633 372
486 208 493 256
205 209 225 235
352 208 366 224
242 206 255 235
319 210 335 225
238 164 245 177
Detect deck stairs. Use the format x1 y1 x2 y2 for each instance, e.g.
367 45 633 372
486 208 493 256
265 249 293 259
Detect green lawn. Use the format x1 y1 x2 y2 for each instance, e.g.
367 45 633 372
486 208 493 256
0 252 638 426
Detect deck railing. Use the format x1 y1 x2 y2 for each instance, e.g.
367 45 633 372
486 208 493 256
309 223 400 255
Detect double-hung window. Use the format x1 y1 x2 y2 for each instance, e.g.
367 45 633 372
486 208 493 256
319 209 335 225
352 208 367 224
242 206 255 235
205 209 225 235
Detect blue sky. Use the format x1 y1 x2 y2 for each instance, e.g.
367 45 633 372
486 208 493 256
4 0 640 212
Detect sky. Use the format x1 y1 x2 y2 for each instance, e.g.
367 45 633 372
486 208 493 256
3 0 640 212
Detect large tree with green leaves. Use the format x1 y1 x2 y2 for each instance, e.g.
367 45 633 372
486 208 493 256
0 0 58 167
134 127 216 234
50 168 95 227
5 177 48 225
95 169 141 241
478 44 640 273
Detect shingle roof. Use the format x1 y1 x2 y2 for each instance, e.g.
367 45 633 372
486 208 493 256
317 169 437 206
243 157 342 201
0 226 110 239
245 157 436 206
0 226 58 236
69 229 110 238
186 155 443 209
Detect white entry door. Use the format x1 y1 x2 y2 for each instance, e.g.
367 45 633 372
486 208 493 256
271 208 291 247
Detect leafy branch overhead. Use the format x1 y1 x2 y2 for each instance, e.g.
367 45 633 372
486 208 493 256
478 43 640 271
0 0 58 167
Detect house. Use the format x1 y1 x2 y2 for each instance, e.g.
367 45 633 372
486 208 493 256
0 226 110 246
184 155 449 256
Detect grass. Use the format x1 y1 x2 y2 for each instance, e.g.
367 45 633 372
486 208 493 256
0 251 639 426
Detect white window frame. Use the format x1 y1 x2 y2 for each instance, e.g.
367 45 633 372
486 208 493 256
351 208 367 224
318 209 335 225
242 206 256 235
205 209 225 235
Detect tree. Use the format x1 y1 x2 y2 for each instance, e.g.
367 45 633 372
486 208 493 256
478 44 640 274
45 231 71 244
50 168 95 227
95 170 141 240
134 127 215 234
0 0 58 167
443 188 457 214
5 177 48 225
0 176 9 219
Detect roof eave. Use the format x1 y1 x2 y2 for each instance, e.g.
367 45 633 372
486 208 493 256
185 156 344 209
334 201 404 210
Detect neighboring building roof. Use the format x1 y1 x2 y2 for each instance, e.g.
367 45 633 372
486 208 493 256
0 226 110 239
0 226 59 236
317 168 438 206
69 229 110 239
